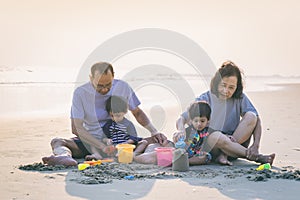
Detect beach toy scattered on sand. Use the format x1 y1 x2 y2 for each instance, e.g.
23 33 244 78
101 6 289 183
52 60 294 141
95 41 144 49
100 159 114 163
124 175 135 180
78 159 114 170
84 160 102 166
256 163 271 171
78 163 90 171
83 159 114 165
116 144 135 163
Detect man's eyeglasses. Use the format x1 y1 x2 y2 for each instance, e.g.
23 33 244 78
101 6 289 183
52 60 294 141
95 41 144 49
96 82 112 90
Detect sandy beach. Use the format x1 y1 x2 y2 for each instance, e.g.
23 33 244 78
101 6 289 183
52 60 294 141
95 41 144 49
2 1 300 199
0 83 299 200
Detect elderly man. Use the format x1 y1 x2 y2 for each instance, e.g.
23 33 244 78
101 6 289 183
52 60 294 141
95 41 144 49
42 62 168 166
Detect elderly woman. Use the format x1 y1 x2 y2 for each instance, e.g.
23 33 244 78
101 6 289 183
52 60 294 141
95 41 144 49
174 61 275 165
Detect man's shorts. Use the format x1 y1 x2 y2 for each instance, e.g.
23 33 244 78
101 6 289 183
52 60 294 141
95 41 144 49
71 137 91 158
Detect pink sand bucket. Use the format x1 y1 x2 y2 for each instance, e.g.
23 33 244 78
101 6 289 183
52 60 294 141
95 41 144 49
155 147 175 167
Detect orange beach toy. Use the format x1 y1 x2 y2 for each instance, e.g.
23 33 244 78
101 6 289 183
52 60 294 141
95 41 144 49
78 159 114 170
83 159 114 166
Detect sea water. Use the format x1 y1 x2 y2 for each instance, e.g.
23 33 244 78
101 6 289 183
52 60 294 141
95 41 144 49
1 68 300 122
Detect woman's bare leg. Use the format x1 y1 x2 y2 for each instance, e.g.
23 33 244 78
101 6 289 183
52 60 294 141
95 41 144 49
207 131 275 165
232 112 257 144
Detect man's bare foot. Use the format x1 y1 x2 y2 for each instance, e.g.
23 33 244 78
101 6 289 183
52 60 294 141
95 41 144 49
255 153 276 165
215 153 233 166
42 155 77 166
85 154 102 161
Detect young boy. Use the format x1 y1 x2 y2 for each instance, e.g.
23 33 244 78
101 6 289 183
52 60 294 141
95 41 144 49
179 101 212 165
101 96 148 155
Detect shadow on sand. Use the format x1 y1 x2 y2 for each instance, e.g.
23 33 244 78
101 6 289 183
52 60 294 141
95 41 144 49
63 159 300 200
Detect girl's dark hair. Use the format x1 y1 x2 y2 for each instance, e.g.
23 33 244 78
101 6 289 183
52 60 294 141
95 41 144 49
188 101 211 120
91 62 115 77
210 61 243 99
105 96 128 113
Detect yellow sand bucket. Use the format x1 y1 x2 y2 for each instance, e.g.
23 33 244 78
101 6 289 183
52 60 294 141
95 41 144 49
116 144 135 163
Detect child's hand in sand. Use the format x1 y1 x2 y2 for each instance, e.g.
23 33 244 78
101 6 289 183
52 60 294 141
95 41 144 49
105 139 113 146
173 131 186 143
103 145 116 156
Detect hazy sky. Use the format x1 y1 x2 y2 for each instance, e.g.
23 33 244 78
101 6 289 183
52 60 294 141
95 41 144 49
1 0 300 76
